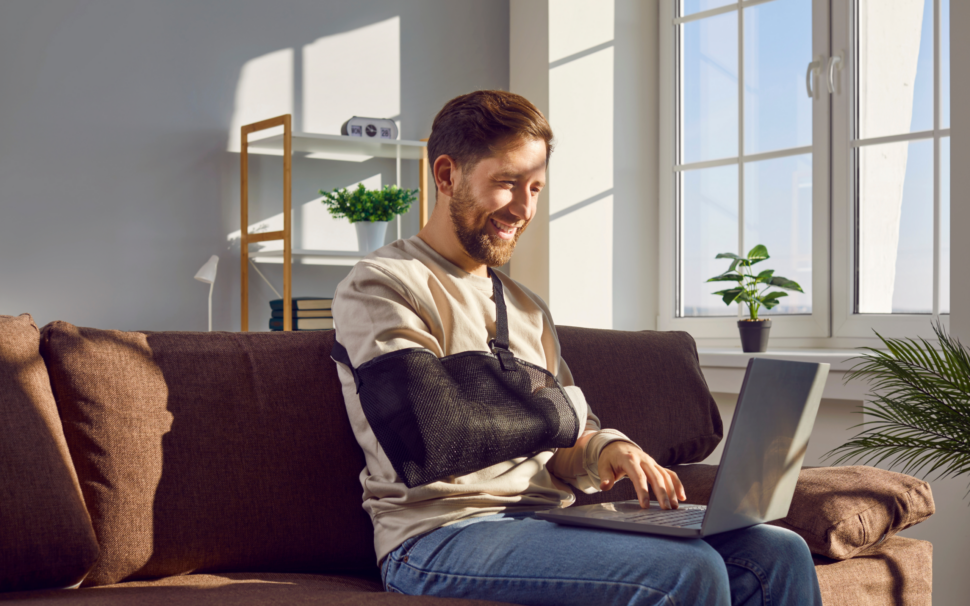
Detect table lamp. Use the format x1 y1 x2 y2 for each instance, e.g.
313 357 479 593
194 255 219 331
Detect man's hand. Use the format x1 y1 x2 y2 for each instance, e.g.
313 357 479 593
597 442 686 510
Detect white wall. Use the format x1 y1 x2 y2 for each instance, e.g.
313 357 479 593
0 0 510 332
510 0 658 331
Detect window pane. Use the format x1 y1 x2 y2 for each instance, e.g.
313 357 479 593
858 0 934 139
744 0 812 154
857 139 934 314
682 12 738 163
681 0 735 17
744 154 813 315
941 0 950 129
682 165 738 317
941 136 950 313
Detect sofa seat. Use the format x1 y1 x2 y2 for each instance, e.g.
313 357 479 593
814 536 932 606
0 537 931 606
0 573 515 605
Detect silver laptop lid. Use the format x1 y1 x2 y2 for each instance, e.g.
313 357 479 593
700 358 829 536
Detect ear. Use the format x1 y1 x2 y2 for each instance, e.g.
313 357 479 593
433 154 459 198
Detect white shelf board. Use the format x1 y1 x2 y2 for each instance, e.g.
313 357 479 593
247 131 426 160
248 248 363 266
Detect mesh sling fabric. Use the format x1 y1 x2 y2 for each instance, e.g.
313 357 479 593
332 270 580 488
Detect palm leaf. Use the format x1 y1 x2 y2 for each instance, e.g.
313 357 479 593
824 320 970 501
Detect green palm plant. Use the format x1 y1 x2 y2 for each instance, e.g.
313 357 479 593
824 321 970 500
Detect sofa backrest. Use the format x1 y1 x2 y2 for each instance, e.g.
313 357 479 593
0 315 99 592
40 322 374 587
34 321 721 586
556 327 723 506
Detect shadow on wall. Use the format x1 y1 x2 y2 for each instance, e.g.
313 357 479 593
220 4 510 334
225 17 403 267
220 12 425 333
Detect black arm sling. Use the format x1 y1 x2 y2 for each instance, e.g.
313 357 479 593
331 269 581 488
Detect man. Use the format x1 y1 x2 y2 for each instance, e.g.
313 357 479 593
332 90 821 605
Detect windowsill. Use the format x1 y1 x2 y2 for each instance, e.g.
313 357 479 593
697 348 861 371
697 348 869 401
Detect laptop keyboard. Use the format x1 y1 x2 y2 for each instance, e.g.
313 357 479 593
621 506 707 528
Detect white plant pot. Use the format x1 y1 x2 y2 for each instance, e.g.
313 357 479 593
355 220 390 253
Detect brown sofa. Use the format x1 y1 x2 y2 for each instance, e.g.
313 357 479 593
0 314 935 605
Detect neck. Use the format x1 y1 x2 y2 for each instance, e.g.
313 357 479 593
417 202 489 277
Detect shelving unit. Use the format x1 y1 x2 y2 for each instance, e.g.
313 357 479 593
240 114 429 331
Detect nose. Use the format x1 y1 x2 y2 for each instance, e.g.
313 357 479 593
507 185 535 224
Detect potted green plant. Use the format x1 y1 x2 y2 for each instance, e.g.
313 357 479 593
705 244 804 352
320 183 419 253
825 321 970 502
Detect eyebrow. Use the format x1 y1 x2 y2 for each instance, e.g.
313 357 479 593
492 171 544 184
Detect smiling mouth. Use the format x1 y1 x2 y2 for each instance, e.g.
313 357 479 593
490 218 518 239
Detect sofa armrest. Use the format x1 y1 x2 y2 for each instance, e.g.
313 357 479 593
666 464 935 560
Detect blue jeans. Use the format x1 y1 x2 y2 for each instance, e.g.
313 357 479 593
381 511 822 606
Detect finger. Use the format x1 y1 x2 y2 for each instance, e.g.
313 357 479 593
627 461 651 508
641 463 672 509
669 469 687 501
661 469 679 509
598 457 617 491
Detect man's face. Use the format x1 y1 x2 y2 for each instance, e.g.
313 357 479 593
448 137 547 267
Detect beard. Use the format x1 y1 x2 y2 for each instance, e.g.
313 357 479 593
449 182 528 268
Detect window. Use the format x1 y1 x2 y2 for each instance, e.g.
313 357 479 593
831 0 950 338
660 0 829 340
660 0 949 342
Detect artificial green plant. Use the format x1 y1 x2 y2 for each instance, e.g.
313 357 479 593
825 321 970 501
706 244 804 320
319 183 419 223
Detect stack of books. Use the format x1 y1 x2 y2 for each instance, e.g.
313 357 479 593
269 297 334 331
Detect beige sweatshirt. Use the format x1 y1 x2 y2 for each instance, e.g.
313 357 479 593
332 236 633 564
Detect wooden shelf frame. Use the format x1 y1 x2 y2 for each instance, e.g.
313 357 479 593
240 114 430 331
241 115 293 331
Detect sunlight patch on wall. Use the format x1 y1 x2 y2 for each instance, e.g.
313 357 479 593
548 0 614 329
549 0 614 63
303 17 401 137
226 48 293 153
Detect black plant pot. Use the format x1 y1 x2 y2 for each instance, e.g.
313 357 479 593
737 319 771 352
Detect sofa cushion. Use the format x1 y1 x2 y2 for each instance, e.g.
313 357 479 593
39 323 375 587
774 466 935 560
0 314 99 592
557 327 723 469
813 536 932 606
0 572 516 605
668 464 935 560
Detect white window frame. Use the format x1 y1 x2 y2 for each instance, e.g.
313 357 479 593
830 0 950 339
659 0 831 342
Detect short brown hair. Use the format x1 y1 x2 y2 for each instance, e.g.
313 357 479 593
427 90 554 178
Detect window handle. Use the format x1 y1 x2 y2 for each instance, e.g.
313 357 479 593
806 56 824 99
828 51 844 94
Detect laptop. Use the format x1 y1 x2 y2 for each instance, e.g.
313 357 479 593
536 358 829 538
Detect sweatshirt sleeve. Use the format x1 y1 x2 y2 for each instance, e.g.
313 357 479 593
333 261 443 367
